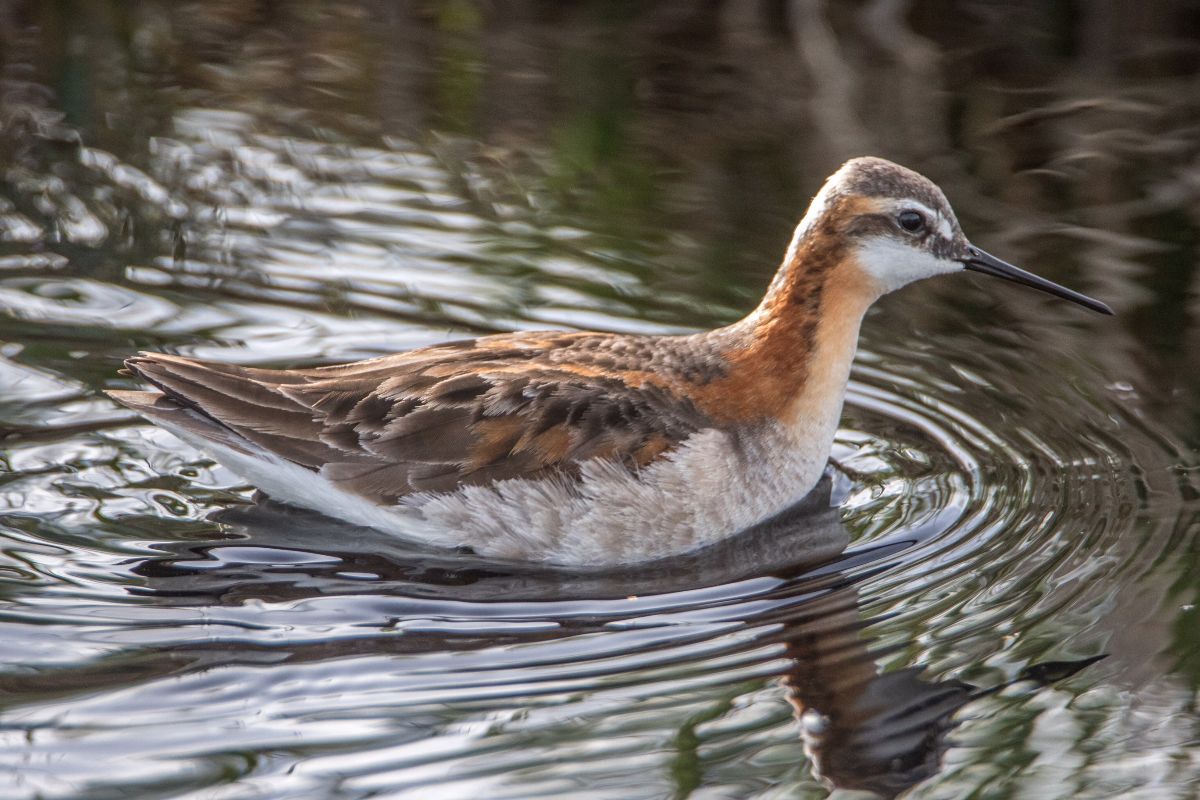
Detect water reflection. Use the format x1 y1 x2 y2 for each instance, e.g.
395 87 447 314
2 1 1200 798
2 477 1107 798
782 583 1104 798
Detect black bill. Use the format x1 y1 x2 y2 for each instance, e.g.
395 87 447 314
960 245 1113 315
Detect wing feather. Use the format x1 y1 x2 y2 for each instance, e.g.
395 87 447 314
115 333 716 505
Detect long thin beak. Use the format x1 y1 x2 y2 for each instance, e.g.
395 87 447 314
959 245 1113 315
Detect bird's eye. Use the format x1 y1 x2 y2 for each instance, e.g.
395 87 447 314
897 210 926 234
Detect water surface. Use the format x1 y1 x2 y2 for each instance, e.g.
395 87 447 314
2 3 1199 798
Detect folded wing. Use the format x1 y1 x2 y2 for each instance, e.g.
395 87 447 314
113 333 714 504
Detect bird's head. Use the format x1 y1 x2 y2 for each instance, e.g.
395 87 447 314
787 157 1112 315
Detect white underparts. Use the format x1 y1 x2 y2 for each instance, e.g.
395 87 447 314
405 423 832 565
150 413 428 539
152 411 836 566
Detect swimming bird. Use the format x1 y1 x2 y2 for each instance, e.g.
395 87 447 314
107 157 1112 566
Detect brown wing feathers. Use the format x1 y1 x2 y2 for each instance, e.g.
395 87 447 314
117 336 714 503
123 354 346 468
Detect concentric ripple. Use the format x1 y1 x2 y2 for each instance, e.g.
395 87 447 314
2 322 1191 799
2 9 1199 798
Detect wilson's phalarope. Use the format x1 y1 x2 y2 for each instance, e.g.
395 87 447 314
107 157 1112 565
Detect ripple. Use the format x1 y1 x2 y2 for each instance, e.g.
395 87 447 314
2 326 1188 798
2 9 1198 797
0 277 182 329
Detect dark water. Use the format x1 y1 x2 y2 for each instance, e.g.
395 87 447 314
2 2 1199 798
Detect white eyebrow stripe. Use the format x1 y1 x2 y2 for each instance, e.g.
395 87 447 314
907 201 938 219
936 214 953 239
890 199 953 239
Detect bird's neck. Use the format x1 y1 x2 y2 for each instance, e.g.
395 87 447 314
698 237 877 430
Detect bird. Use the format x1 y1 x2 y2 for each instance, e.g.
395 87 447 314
106 157 1112 566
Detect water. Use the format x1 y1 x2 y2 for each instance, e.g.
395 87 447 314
2 2 1199 798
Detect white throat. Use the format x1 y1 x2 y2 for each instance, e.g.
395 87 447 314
857 237 961 294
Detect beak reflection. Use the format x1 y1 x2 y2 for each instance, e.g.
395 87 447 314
959 245 1114 315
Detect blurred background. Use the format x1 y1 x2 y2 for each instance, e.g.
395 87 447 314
2 2 1199 799
3 1 1199 397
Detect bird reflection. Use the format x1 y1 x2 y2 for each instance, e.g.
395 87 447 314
779 582 1103 797
783 587 975 796
121 478 1103 797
